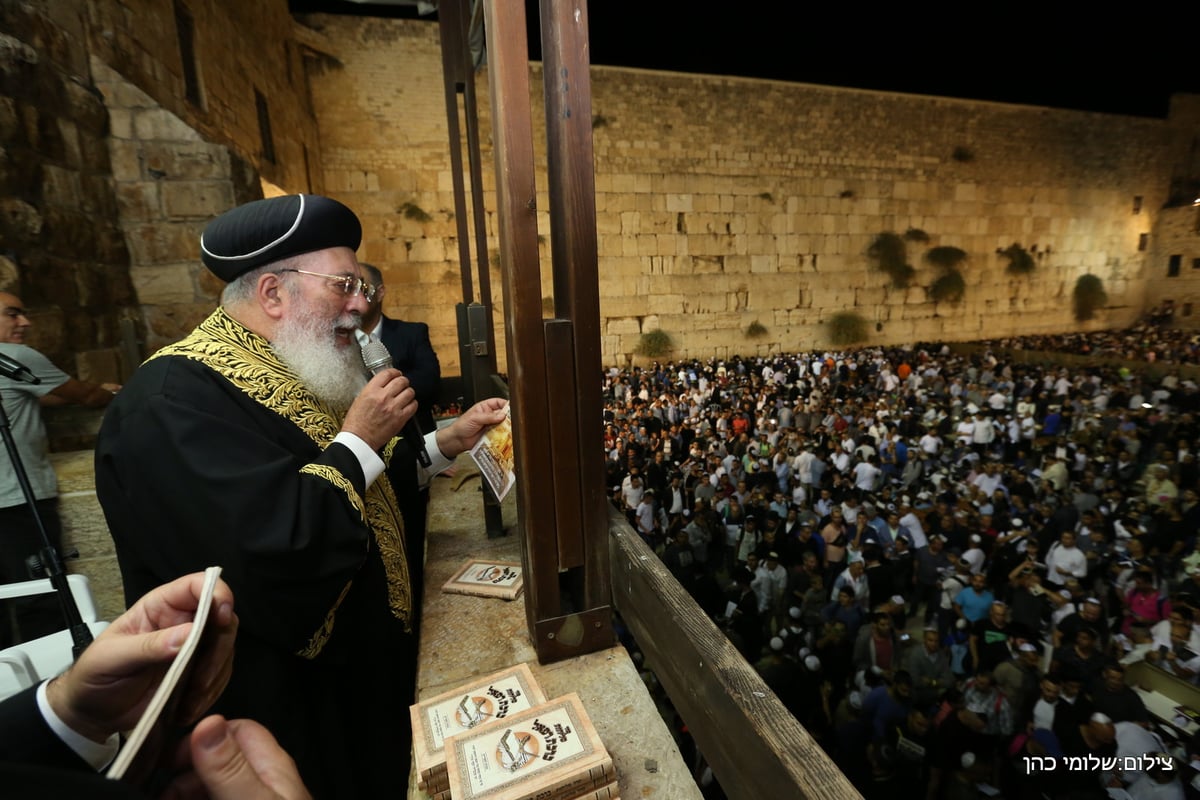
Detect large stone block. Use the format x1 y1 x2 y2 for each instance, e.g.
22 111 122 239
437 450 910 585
606 316 641 335
141 141 232 181
689 293 729 313
599 295 643 318
40 163 83 207
115 181 161 221
133 107 202 142
160 181 233 219
130 263 196 305
0 196 43 242
665 193 692 212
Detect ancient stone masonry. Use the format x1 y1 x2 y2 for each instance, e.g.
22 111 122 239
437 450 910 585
4 6 1200 377
92 58 257 353
300 16 1198 369
0 1 133 380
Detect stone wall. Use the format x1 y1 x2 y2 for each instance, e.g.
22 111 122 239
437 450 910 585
298 14 497 374
93 57 258 352
1144 205 1200 321
85 0 322 196
301 15 1197 373
0 0 134 380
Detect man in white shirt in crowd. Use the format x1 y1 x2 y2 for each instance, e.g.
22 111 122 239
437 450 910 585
1044 530 1088 590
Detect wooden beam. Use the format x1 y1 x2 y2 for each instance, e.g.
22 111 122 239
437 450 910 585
481 0 561 647
608 507 862 800
537 0 610 613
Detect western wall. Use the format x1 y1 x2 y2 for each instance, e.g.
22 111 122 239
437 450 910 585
3 4 1199 383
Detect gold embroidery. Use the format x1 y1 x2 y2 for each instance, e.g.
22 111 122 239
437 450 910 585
300 463 366 522
151 309 412 652
368 476 411 623
298 579 355 659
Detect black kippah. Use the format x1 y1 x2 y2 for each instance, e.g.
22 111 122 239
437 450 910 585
199 194 362 281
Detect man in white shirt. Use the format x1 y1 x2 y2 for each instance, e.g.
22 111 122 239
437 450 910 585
853 455 882 491
919 428 942 458
962 535 986 575
1044 530 1088 589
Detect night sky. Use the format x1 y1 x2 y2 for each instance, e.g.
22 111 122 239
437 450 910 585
290 2 1200 119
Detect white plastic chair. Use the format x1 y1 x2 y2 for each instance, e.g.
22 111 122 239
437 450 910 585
0 620 111 689
0 649 37 700
0 573 109 697
0 574 101 623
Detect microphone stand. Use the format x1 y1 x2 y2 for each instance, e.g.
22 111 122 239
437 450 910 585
0 399 93 658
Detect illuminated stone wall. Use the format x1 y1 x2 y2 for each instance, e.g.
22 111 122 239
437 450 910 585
304 16 1197 370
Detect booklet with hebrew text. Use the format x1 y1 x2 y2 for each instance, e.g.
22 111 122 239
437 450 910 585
442 558 524 601
411 662 548 785
443 692 614 800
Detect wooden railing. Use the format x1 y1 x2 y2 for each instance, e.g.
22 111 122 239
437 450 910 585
607 507 862 800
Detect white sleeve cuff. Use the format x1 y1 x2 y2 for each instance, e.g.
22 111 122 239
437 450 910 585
37 679 120 771
333 432 385 487
416 429 454 486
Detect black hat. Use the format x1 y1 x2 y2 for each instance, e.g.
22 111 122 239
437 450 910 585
200 194 362 281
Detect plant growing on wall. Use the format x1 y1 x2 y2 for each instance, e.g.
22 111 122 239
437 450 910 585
827 312 868 346
925 246 967 304
904 228 930 243
868 232 916 288
926 246 967 271
929 270 966 303
1073 274 1108 321
746 320 768 338
635 329 674 358
398 201 432 223
999 243 1036 275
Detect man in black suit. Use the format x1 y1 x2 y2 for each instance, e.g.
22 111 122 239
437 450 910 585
0 572 310 799
357 263 441 437
358 262 443 633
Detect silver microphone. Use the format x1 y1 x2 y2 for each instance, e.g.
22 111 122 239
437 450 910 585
361 336 430 467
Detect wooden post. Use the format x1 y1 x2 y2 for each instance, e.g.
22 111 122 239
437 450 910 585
480 0 611 661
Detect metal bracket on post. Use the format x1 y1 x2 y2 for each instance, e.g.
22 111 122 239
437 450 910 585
533 606 615 662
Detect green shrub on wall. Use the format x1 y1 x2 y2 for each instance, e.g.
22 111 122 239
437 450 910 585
397 201 432 223
1073 274 1107 321
929 270 966 303
635 329 674 358
999 243 1036 275
868 232 916 288
925 246 967 303
926 246 967 271
746 320 768 338
827 312 868 346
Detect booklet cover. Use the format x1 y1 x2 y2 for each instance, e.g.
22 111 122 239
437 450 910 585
411 663 548 781
470 404 515 501
442 559 524 601
444 693 613 800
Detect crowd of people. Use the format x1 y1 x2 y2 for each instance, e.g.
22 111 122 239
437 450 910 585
979 308 1200 365
604 336 1200 799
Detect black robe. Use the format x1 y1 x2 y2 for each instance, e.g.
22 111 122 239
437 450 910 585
95 309 417 799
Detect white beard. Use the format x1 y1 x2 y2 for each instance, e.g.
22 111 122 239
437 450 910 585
271 305 366 412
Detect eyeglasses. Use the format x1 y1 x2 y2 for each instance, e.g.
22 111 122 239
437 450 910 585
276 269 377 302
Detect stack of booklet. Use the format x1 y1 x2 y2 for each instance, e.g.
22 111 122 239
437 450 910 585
411 665 618 800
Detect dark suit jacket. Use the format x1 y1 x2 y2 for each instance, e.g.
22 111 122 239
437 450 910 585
0 684 145 798
376 315 441 434
377 316 441 643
